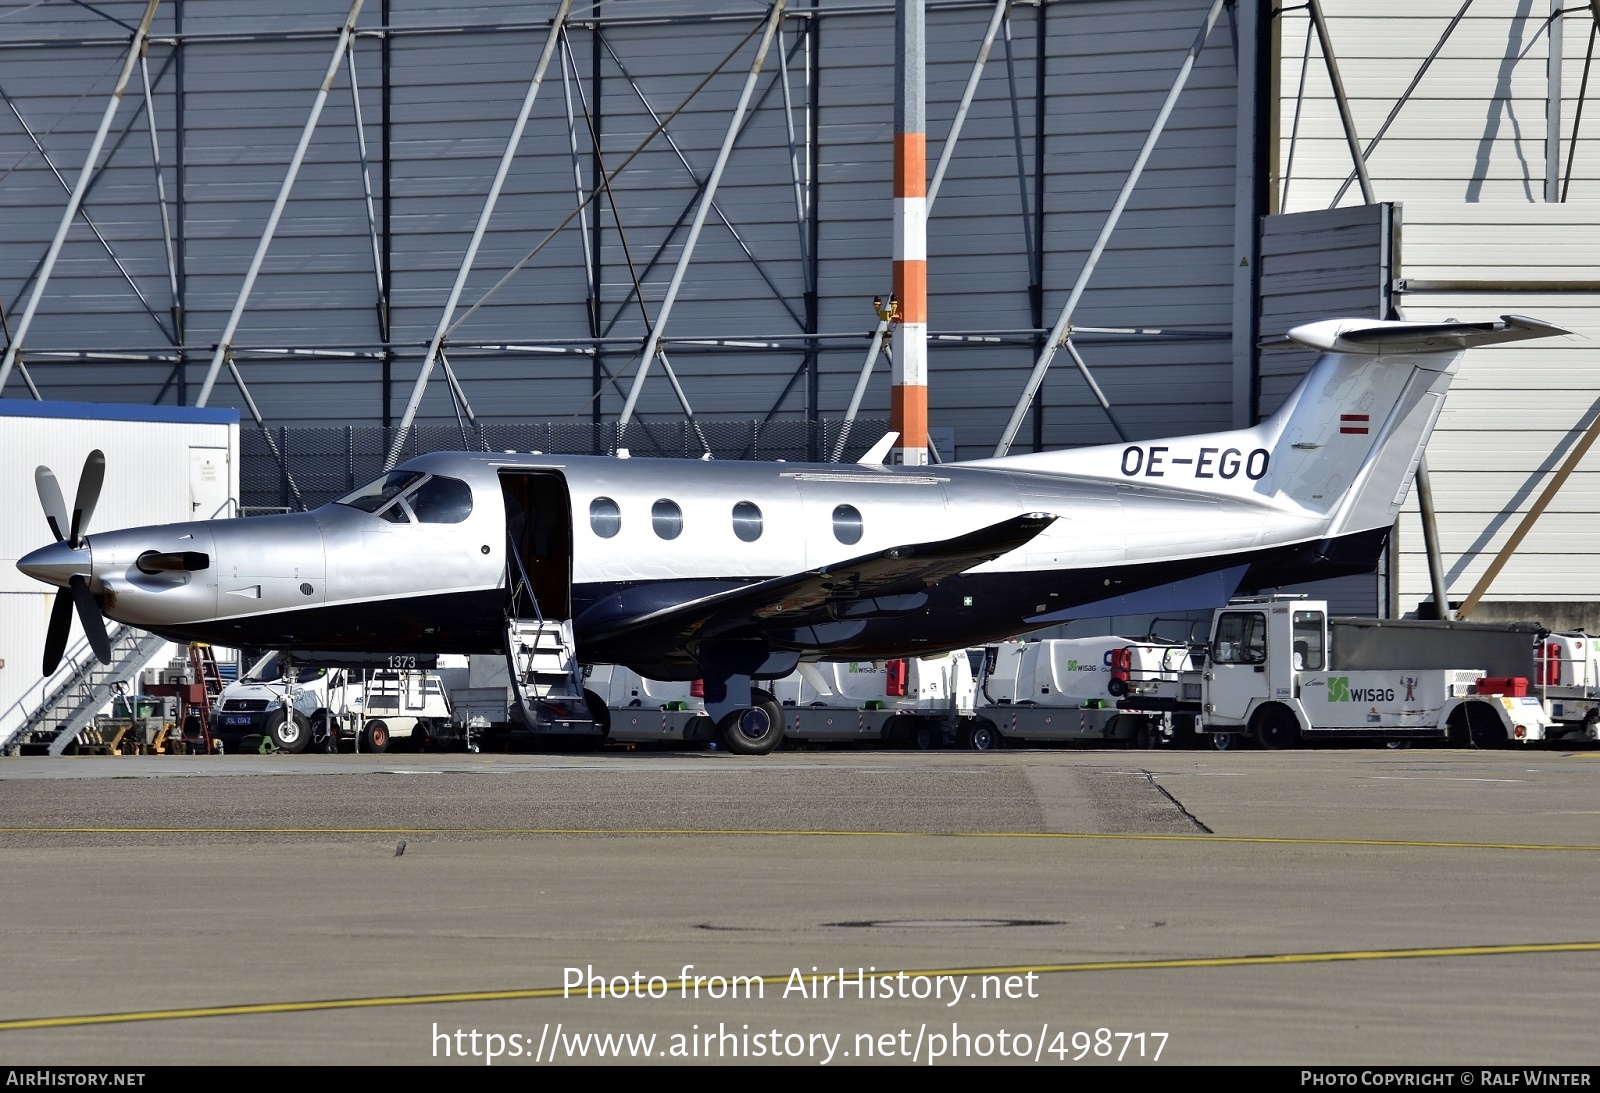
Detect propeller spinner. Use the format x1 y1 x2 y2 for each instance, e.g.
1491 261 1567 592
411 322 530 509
25 450 111 674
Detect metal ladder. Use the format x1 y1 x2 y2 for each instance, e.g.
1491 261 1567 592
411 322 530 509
186 644 227 745
8 626 169 755
504 539 597 735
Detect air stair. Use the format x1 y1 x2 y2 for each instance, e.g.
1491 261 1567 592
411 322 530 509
504 549 599 737
2 625 169 755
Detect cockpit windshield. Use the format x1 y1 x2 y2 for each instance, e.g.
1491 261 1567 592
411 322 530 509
338 472 423 513
336 471 473 524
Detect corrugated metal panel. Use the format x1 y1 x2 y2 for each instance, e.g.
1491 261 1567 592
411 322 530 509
1275 2 1600 616
1 0 1244 464
1277 0 1595 210
1256 203 1393 417
1254 204 1395 616
1395 288 1599 610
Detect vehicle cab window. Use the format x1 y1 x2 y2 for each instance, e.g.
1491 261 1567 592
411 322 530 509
1292 611 1326 670
1213 611 1267 664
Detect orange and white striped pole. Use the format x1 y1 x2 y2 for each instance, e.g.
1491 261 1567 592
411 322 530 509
891 0 928 466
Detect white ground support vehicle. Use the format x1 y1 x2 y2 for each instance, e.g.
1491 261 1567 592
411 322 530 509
1531 633 1600 741
213 653 456 753
1116 597 1554 749
780 654 973 748
583 664 714 743
968 636 1195 749
584 653 974 749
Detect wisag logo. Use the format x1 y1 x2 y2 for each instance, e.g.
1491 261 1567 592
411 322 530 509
1325 676 1395 703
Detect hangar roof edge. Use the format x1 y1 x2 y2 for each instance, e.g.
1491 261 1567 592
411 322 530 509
0 400 239 426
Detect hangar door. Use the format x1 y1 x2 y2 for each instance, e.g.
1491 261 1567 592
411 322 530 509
1255 203 1400 616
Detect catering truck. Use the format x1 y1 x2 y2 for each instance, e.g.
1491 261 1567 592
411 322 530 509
1114 597 1554 749
967 636 1196 749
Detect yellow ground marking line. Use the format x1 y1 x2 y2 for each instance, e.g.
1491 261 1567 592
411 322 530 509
4 942 1599 1032
2 826 1600 853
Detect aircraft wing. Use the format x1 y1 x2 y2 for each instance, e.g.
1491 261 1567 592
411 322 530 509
584 511 1055 649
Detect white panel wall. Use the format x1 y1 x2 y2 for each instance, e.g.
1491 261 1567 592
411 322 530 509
0 409 239 722
1277 1 1600 618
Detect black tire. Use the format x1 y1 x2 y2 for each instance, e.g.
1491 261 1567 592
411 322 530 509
1252 705 1301 750
913 721 939 751
362 719 392 753
1107 678 1129 698
413 719 435 752
1448 702 1508 749
719 694 785 755
963 719 1004 751
1209 731 1240 751
1131 717 1155 750
584 689 612 738
264 708 311 755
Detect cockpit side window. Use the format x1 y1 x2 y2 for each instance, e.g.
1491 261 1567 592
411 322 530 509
338 472 423 513
407 475 473 523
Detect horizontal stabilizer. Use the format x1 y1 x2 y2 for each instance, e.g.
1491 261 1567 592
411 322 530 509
1277 314 1569 355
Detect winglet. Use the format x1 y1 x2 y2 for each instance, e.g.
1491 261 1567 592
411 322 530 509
858 432 899 466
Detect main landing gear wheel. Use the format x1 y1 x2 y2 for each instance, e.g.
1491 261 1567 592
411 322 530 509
361 719 391 753
718 694 785 756
264 709 310 755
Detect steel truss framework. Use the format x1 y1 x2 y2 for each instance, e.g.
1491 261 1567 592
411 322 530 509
0 0 1246 496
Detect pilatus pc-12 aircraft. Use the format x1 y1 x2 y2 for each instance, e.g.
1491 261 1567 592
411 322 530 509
18 315 1563 752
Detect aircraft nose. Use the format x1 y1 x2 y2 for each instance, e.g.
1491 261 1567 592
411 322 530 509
17 540 88 589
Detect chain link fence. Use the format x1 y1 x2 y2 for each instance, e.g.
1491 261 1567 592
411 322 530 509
242 419 891 513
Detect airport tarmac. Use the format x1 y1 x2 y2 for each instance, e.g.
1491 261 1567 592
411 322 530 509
1 746 1598 1066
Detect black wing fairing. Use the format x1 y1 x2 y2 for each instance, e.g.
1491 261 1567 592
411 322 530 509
580 512 1056 674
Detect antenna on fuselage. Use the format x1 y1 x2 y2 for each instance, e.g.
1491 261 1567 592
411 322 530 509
858 432 900 466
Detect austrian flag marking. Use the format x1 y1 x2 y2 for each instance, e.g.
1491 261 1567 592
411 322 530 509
1340 413 1370 435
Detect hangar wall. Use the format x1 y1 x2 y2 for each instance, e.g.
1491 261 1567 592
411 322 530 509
0 0 1247 462
1275 0 1600 624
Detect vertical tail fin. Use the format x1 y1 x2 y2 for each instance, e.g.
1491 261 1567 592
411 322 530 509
1263 315 1567 537
969 315 1567 540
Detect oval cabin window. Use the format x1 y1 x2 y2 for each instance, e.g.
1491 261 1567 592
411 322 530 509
589 497 621 539
731 501 763 542
652 498 683 540
832 504 863 545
